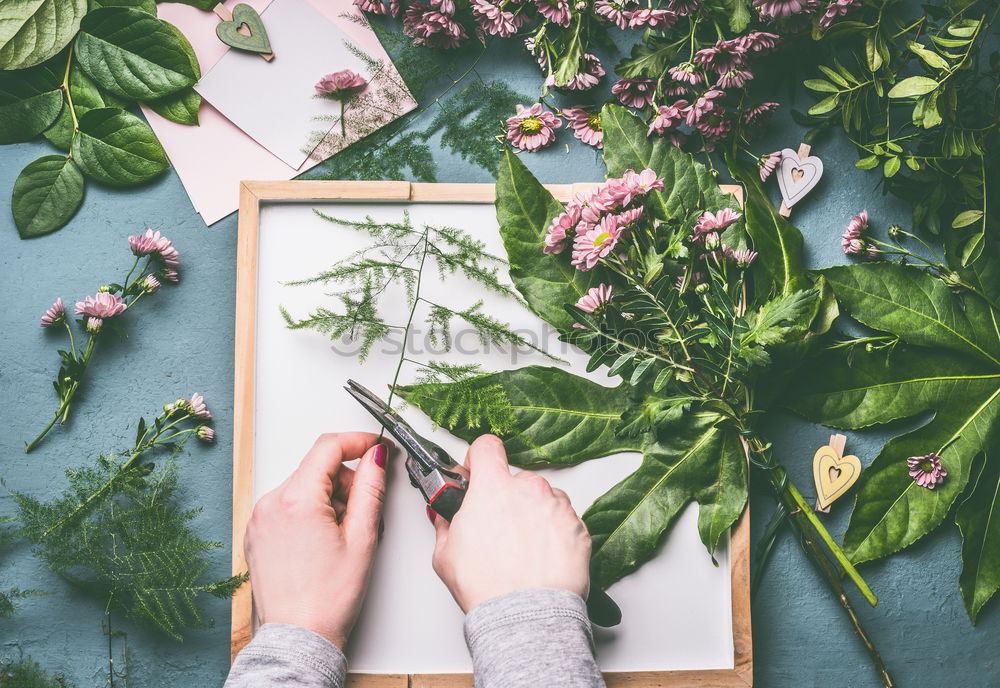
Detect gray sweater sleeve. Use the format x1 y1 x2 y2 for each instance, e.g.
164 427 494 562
224 589 605 688
224 623 347 688
464 588 607 688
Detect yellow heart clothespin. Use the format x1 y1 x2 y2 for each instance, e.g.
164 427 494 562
813 434 861 513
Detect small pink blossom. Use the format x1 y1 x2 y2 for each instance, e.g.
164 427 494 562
535 0 571 26
716 68 754 89
576 283 614 315
315 70 368 100
729 248 758 267
754 0 814 19
736 31 780 54
667 0 701 15
742 102 779 132
694 208 742 234
759 151 781 182
626 8 677 28
695 109 733 141
506 103 561 152
694 40 746 73
668 62 703 85
648 101 687 136
129 232 159 256
595 0 636 28
86 317 103 334
75 293 126 319
841 210 869 255
142 274 161 293
544 204 583 254
562 106 603 149
612 78 656 109
572 211 637 271
354 0 398 15
685 89 725 126
197 425 215 442
40 298 65 328
135 229 180 268
403 2 468 48
622 169 664 196
471 0 528 37
189 392 212 419
819 0 859 28
161 268 179 283
545 53 605 91
908 453 947 489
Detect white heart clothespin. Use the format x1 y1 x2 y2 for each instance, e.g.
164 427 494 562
777 143 823 217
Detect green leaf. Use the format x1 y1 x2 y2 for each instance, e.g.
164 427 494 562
952 210 984 228
804 78 839 93
819 64 850 87
0 0 87 70
91 0 157 12
629 358 656 386
146 86 200 125
888 76 939 98
158 0 217 8
723 0 750 32
43 64 122 150
11 155 85 238
865 32 883 71
398 366 641 467
584 410 747 587
883 156 900 177
74 7 199 101
552 21 583 88
855 155 879 170
727 154 809 296
0 59 63 144
71 107 169 186
495 149 594 332
907 41 949 69
957 455 1000 623
808 94 840 115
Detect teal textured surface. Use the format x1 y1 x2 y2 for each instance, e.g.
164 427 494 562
2 51 998 687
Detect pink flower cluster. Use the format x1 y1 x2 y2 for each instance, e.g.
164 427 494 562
543 169 664 272
612 78 656 109
841 210 878 259
471 0 530 37
129 228 181 282
908 453 946 489
506 103 562 152
402 0 468 48
595 0 676 29
315 70 368 100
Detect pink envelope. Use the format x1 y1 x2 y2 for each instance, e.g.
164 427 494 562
144 0 416 225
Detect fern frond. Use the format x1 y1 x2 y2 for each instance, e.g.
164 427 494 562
404 380 516 435
0 655 72 687
411 361 486 384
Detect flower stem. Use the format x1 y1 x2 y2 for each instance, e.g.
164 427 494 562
25 336 96 453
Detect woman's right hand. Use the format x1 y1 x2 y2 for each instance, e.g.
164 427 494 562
427 434 591 613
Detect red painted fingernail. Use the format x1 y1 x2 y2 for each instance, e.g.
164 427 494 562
374 444 386 468
425 504 437 524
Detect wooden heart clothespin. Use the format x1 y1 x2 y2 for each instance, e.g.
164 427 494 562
214 3 274 62
813 434 861 513
777 143 823 217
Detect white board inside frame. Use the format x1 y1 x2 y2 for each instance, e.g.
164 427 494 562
239 183 747 680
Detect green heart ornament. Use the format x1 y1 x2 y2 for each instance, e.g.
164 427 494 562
216 4 272 55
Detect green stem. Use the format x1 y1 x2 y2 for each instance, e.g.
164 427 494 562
25 336 96 453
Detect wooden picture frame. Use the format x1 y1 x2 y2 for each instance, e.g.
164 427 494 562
232 180 753 687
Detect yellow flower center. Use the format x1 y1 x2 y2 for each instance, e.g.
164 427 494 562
586 113 601 129
920 460 934 473
521 117 543 133
593 231 611 247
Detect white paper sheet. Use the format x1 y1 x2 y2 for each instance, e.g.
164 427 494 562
251 201 736 673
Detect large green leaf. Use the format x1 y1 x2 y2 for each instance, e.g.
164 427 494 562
728 154 809 296
496 149 595 332
146 87 200 125
584 410 746 588
0 59 63 144
0 0 86 70
398 365 640 466
821 264 1000 365
957 455 1000 622
12 155 85 238
792 264 1000 583
601 104 738 221
90 0 157 12
156 0 218 9
74 7 198 101
43 64 123 150
71 107 169 186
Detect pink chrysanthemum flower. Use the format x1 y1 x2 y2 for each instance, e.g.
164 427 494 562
40 298 65 328
189 392 212 419
197 425 215 442
841 210 869 255
595 0 636 28
136 229 180 267
576 284 614 313
668 62 703 85
403 2 468 48
545 53 605 91
696 109 733 141
647 101 687 136
572 211 636 271
819 0 859 27
75 293 126 319
685 89 725 126
622 169 665 197
694 208 742 234
754 0 813 19
86 317 103 334
506 103 561 152
694 40 746 73
908 453 947 489
161 268 179 283
735 31 780 54
626 8 677 28
535 0 572 26
544 204 582 255
729 248 759 267
716 68 754 89
667 0 701 15
472 0 528 37
759 151 781 181
354 0 398 15
562 106 603 149
315 70 368 99
142 274 161 293
612 78 656 109
742 101 779 132
663 82 690 97
129 231 159 256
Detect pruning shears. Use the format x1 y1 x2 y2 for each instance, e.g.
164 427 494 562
344 378 622 627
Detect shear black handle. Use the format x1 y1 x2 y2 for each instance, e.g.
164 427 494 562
432 486 622 627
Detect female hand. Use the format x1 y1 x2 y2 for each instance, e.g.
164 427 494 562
428 434 591 612
244 432 388 649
